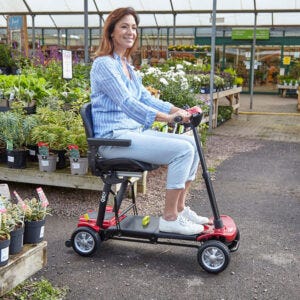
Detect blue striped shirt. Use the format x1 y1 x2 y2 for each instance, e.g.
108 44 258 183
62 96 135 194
90 53 173 138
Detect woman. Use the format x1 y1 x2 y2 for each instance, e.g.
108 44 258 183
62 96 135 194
90 7 209 235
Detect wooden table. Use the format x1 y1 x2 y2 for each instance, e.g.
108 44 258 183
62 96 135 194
196 87 242 128
277 84 298 97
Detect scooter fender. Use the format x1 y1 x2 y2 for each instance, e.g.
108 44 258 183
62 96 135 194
196 215 238 243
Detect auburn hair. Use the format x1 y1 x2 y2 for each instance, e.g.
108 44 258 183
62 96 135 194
93 7 140 60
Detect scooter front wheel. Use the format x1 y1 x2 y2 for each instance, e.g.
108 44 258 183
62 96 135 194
71 226 101 257
198 240 230 274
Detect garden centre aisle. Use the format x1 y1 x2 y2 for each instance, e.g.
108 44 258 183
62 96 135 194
10 94 300 299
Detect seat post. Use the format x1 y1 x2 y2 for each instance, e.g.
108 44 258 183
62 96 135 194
114 180 130 213
96 181 112 227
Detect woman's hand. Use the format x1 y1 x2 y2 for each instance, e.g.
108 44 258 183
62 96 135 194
169 110 191 123
155 108 191 124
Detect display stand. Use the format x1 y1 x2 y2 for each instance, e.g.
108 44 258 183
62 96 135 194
196 87 242 128
0 241 47 297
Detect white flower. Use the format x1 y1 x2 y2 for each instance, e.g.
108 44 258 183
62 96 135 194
183 61 192 66
159 78 169 86
176 64 184 70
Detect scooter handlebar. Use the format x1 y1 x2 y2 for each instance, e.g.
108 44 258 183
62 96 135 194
173 106 203 127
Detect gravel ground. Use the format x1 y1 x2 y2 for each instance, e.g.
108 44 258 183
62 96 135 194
6 134 261 219
4 133 299 300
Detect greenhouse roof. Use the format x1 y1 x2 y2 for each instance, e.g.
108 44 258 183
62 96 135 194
0 0 300 29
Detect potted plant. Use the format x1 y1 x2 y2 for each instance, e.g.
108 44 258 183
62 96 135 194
0 197 11 266
67 117 89 175
16 188 50 244
31 108 76 169
0 44 14 75
0 110 31 169
31 124 70 170
1 195 25 255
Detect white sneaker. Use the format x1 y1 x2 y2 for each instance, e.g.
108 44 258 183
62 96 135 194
159 215 204 235
179 206 210 225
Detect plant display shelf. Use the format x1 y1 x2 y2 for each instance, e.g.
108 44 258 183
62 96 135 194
0 241 47 297
0 162 147 194
277 84 298 98
196 87 242 128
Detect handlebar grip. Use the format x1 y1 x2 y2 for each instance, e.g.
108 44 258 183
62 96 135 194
174 116 183 123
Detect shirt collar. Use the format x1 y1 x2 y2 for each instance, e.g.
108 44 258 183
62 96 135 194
113 52 127 64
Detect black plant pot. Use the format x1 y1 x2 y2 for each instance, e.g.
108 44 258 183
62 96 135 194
24 219 45 244
27 144 39 162
6 149 28 169
0 147 6 163
52 149 67 169
9 226 24 255
0 238 10 267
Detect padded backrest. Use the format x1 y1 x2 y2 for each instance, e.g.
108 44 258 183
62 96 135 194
80 102 94 138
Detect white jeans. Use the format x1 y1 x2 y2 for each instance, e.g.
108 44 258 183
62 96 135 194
99 129 199 189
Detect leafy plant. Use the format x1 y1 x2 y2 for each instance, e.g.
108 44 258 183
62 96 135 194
5 277 68 299
234 76 244 87
19 197 51 222
0 44 15 69
0 111 26 150
0 196 23 240
31 124 70 150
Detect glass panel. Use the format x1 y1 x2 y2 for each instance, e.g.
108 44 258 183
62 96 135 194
0 0 28 12
254 46 281 93
282 46 300 80
219 45 282 93
219 45 251 92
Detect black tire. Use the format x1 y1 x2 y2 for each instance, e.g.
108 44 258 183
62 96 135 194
71 227 101 257
198 240 230 274
228 228 240 252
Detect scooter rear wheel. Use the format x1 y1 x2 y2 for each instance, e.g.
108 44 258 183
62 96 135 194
71 226 101 257
198 240 230 274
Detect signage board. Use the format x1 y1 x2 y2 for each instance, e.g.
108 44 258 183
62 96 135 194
283 56 291 65
62 50 73 80
8 16 23 30
232 28 270 40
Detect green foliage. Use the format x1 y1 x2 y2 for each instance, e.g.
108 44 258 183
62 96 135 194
0 74 49 106
0 111 37 149
217 106 233 126
0 44 15 68
289 62 300 80
5 277 68 299
20 61 91 110
234 76 244 86
31 108 87 154
22 197 51 222
31 124 70 150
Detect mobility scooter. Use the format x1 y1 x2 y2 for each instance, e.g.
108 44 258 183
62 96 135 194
65 103 240 274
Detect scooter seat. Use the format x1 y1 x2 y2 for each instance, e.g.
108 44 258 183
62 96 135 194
95 157 159 173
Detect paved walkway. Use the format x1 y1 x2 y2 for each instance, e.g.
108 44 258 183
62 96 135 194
215 94 300 142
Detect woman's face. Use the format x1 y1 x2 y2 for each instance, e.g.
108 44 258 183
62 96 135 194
112 14 137 55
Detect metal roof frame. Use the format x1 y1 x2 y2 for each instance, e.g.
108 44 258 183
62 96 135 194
0 0 300 29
